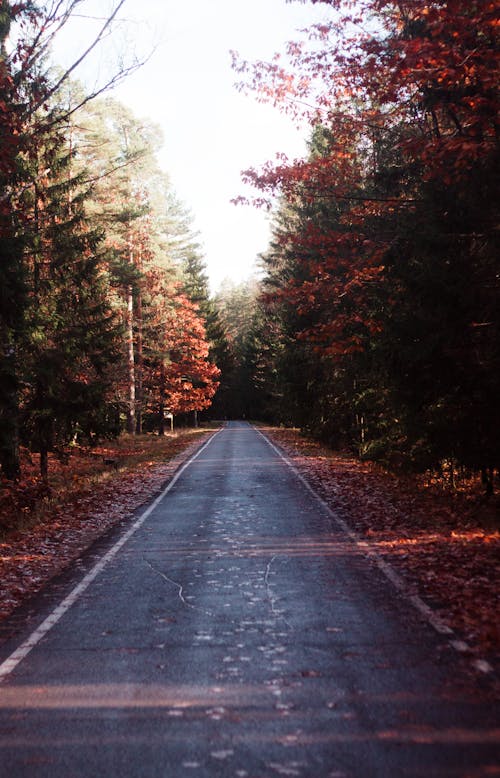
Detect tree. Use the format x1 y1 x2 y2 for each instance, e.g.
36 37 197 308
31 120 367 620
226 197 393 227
141 277 220 434
0 2 25 478
0 0 139 478
179 233 232 420
74 95 225 433
77 98 163 433
214 279 261 419
234 0 500 478
163 293 221 419
19 136 122 482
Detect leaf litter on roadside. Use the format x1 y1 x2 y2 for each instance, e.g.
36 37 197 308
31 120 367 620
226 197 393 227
262 426 499 664
0 431 212 622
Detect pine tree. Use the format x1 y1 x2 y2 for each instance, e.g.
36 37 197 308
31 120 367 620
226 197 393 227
0 0 138 478
213 279 261 419
0 2 28 478
19 132 122 482
74 98 163 434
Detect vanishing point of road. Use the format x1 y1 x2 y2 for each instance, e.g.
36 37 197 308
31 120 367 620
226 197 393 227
0 422 497 777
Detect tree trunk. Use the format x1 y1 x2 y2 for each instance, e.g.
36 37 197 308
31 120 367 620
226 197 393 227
0 332 20 480
481 466 494 497
126 283 135 434
135 291 143 435
158 361 166 436
40 446 48 486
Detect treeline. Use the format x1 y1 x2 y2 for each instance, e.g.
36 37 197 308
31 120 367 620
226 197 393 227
0 3 224 483
221 1 499 490
2 1 498 492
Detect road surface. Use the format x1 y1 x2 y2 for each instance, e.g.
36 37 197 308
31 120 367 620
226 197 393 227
0 422 497 776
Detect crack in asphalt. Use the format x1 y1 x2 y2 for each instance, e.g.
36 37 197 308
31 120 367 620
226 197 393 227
144 559 194 609
144 559 241 624
265 556 292 631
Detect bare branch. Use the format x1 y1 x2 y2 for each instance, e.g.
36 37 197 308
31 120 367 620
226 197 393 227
10 1 81 79
40 55 149 132
28 0 129 117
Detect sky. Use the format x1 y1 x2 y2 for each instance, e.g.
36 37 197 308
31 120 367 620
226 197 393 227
53 0 329 291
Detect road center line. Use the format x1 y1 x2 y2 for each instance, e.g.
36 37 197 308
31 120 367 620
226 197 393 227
0 429 222 684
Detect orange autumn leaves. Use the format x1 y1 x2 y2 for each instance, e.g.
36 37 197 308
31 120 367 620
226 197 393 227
155 291 220 416
137 263 220 421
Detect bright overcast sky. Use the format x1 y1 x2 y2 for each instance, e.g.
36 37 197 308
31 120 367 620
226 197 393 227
53 0 329 290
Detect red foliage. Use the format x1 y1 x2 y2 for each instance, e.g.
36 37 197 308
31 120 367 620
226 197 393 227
234 0 499 356
141 272 220 418
162 293 220 414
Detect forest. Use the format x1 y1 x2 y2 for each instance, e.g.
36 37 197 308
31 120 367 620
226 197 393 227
0 0 225 490
0 0 499 504
225 0 499 495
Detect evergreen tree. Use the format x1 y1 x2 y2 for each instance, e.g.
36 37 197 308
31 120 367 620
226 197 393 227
0 0 136 478
74 97 165 434
214 279 260 418
0 2 29 478
19 129 122 482
239 0 500 482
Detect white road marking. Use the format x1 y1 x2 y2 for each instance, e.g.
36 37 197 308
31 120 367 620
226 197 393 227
0 429 222 684
256 426 494 675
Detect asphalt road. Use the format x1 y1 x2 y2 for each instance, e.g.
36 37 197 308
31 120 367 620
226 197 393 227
0 421 497 777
